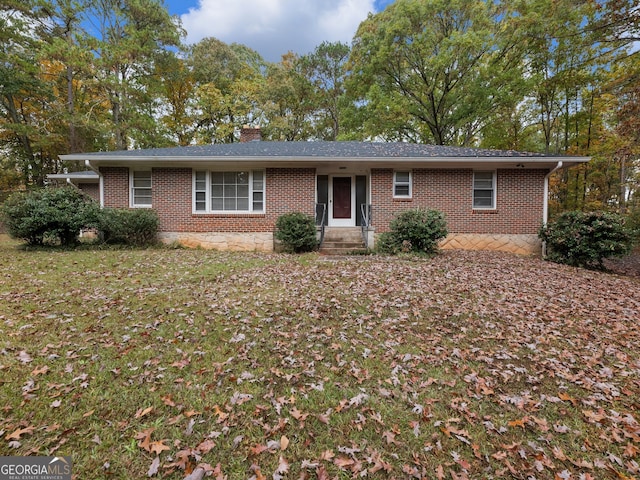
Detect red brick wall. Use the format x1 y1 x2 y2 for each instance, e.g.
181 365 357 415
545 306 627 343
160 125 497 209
371 168 546 235
101 165 544 236
101 167 129 208
152 167 316 233
78 183 100 202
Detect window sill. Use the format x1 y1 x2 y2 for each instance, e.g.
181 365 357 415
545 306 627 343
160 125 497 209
393 197 413 202
472 209 498 214
192 212 266 218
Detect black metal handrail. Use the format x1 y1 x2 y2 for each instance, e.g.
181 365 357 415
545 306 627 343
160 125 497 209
360 204 372 248
315 203 327 246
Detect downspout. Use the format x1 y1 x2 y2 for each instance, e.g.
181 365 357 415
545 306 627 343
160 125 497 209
85 159 104 208
542 161 563 258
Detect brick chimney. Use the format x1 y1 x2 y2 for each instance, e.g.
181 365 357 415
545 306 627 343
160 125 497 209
240 125 261 142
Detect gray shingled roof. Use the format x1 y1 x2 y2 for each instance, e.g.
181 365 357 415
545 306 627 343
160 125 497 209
62 141 549 159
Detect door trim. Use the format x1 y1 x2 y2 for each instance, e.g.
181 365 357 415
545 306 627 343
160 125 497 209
328 175 355 226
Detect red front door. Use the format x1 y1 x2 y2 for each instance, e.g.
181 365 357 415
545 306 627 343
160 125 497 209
333 177 352 219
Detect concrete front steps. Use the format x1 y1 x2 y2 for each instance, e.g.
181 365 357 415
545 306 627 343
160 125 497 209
319 227 367 255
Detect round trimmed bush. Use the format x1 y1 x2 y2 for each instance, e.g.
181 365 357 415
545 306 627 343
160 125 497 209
377 208 448 255
1 187 99 246
275 212 318 253
539 210 633 269
97 208 159 246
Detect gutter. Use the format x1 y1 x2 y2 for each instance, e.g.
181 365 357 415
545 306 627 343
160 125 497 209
542 161 563 258
85 159 104 208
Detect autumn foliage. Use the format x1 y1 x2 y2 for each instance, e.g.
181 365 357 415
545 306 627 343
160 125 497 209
1 247 638 478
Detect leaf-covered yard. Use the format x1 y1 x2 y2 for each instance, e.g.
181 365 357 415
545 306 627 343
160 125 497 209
0 240 639 479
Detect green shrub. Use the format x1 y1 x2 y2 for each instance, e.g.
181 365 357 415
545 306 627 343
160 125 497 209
97 208 159 246
0 187 99 246
377 208 448 255
539 210 634 269
275 212 318 253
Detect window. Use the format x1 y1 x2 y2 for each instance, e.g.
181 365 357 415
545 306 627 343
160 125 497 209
393 171 412 198
194 170 265 213
473 171 496 209
131 170 152 207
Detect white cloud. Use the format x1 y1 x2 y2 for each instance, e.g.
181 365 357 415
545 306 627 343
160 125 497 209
181 0 376 62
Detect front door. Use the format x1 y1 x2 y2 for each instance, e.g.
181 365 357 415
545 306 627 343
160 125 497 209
329 176 355 226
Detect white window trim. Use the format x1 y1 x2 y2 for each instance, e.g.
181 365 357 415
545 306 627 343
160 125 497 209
130 169 152 208
393 170 412 198
193 169 265 214
472 170 497 210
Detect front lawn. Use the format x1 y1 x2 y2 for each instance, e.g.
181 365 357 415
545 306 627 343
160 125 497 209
0 242 638 479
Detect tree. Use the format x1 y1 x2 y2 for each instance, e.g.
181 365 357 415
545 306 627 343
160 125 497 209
298 41 350 140
155 51 197 146
85 0 183 150
346 0 524 145
189 37 265 143
0 0 53 186
261 52 315 141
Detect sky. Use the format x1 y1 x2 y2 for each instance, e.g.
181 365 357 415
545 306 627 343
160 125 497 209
164 0 395 62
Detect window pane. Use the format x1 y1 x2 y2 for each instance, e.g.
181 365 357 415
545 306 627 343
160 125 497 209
253 201 263 211
224 171 236 183
474 172 493 187
237 171 248 184
211 197 223 210
224 197 236 210
237 197 249 210
473 191 493 208
395 171 410 183
134 191 152 205
395 185 410 196
237 185 249 198
224 185 236 198
474 179 493 189
253 170 264 190
211 172 224 184
211 185 223 197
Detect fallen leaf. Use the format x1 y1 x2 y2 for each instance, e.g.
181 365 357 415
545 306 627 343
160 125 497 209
6 426 34 440
134 428 155 452
275 456 289 474
18 351 32 364
508 417 528 429
280 435 289 450
334 456 354 469
196 439 216 454
149 440 170 455
249 444 268 456
135 406 154 419
31 365 49 376
147 456 160 477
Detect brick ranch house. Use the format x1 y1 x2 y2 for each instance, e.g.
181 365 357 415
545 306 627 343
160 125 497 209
55 127 589 254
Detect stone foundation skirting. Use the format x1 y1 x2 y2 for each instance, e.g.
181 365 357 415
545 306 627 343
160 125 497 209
159 232 274 252
439 233 541 255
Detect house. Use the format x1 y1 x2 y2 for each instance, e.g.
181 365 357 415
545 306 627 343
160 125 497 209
47 170 100 202
56 127 589 254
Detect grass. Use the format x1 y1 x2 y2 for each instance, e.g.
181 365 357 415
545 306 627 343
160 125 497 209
0 237 639 479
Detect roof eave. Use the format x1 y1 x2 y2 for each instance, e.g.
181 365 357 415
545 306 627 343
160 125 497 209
62 154 590 169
